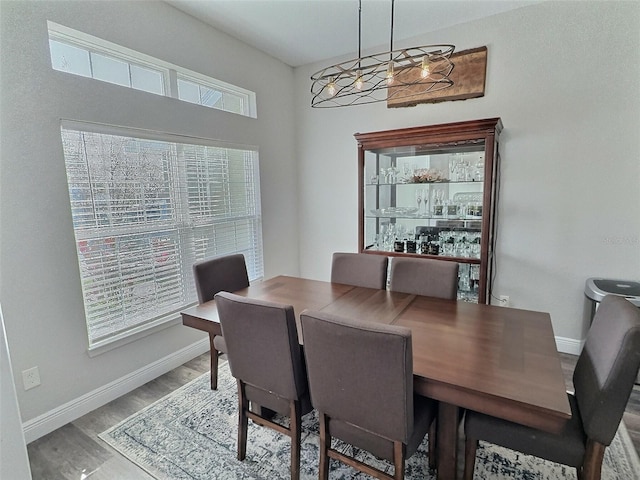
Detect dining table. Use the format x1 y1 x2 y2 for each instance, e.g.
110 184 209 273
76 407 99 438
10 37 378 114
181 275 572 480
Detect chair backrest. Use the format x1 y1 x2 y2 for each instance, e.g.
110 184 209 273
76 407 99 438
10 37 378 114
193 254 250 303
300 310 413 443
215 292 307 401
330 252 388 289
389 257 459 300
573 295 640 446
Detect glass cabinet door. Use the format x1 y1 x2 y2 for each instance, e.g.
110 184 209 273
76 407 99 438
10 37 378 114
356 118 502 304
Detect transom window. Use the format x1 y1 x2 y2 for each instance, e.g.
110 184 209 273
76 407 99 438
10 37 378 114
48 21 257 118
49 38 166 95
61 122 263 349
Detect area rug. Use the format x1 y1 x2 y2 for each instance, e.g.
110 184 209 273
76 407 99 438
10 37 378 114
100 363 640 480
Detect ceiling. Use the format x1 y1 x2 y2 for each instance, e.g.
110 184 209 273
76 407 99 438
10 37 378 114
167 0 541 67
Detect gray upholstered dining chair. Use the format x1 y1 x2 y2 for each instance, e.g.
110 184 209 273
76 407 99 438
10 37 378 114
193 253 250 304
463 295 640 480
215 292 312 480
300 310 437 480
331 252 389 289
192 254 251 389
389 257 459 300
193 254 250 349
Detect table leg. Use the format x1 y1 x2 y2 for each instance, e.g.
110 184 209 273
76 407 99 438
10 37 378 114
437 402 459 480
209 333 219 390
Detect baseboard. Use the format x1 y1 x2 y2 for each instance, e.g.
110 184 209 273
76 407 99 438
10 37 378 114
555 335 584 356
23 338 209 444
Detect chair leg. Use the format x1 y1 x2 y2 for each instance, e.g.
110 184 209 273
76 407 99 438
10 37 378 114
428 421 437 470
393 441 406 480
318 412 330 480
209 334 219 390
581 439 606 480
463 437 478 480
236 381 249 461
289 401 302 480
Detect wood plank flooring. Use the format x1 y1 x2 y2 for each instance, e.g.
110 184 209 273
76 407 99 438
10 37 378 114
27 351 640 479
27 353 210 480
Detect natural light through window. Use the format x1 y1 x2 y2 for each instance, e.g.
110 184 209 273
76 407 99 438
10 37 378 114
60 122 263 349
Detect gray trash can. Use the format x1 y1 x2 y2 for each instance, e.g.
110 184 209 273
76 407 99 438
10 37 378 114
585 278 640 383
585 278 640 318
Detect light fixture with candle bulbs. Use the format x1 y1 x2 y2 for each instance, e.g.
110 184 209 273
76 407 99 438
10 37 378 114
310 0 455 108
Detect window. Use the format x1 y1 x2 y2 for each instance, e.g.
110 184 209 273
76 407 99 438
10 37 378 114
48 22 257 118
61 122 263 349
177 75 251 117
49 38 166 95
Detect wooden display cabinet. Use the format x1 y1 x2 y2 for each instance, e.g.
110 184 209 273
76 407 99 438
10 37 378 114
355 118 503 304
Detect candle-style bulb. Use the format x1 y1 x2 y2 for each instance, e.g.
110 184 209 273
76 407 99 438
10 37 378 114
326 77 337 97
386 62 394 85
354 70 364 90
421 56 430 78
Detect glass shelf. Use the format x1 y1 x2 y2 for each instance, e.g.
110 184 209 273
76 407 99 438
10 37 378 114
365 181 486 187
366 213 482 220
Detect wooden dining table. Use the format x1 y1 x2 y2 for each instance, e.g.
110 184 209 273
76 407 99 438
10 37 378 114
181 275 572 480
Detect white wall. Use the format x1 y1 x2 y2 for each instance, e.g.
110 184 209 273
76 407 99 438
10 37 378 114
0 0 298 433
294 1 640 343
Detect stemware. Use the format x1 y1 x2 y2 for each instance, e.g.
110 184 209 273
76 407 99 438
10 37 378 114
385 223 396 251
450 156 460 182
396 223 407 242
378 224 386 250
459 263 470 292
474 155 485 182
387 166 398 184
432 190 444 217
415 188 424 215
470 232 482 258
470 264 480 292
403 163 414 183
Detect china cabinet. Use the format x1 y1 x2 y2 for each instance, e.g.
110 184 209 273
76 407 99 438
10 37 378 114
355 118 502 304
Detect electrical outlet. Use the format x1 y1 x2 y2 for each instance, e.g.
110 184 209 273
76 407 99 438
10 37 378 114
22 366 41 390
498 295 510 307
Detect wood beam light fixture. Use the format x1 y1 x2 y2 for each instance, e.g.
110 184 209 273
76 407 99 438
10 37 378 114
310 0 455 108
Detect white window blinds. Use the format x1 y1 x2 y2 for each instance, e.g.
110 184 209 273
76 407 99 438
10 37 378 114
60 123 263 349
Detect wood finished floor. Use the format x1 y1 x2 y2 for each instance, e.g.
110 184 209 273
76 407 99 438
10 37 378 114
27 352 640 479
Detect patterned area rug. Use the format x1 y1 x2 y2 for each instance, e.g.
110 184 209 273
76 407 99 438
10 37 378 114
100 363 640 479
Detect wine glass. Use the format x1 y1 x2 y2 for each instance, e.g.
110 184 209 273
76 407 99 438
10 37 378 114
386 223 396 251
380 168 388 184
403 163 415 183
474 156 485 182
459 263 470 292
415 188 424 215
432 190 443 216
470 265 480 292
387 166 398 184
379 224 388 250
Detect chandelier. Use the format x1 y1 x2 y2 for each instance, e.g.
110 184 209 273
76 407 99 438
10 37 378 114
310 0 455 108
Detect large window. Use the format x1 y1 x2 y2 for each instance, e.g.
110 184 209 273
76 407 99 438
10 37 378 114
61 122 263 349
48 21 257 118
